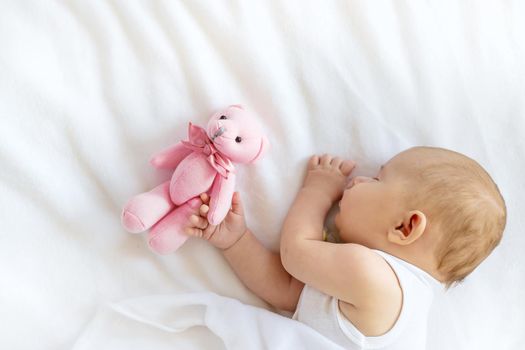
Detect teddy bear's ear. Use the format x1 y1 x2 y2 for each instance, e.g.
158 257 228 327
229 104 244 110
250 135 270 163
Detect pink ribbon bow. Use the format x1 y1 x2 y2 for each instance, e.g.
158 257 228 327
181 123 235 178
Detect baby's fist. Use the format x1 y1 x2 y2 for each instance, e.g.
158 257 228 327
303 154 356 202
184 192 247 250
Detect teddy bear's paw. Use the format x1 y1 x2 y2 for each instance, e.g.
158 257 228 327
121 210 146 233
148 234 186 255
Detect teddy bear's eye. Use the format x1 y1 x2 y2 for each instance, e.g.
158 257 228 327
235 136 242 143
219 115 227 120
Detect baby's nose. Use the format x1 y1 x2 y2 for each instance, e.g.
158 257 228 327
348 176 373 188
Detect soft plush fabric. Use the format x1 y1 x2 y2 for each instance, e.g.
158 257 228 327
73 292 345 350
121 105 269 253
1 1 524 350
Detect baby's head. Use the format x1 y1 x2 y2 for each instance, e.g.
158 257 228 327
335 146 506 288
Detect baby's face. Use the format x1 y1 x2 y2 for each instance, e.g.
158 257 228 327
335 151 415 246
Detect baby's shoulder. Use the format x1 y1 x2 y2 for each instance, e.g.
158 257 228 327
349 246 402 305
339 246 403 336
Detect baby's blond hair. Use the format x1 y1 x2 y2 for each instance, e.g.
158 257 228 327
406 147 506 288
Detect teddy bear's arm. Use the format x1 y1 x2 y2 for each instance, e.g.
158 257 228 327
150 141 192 169
207 173 236 226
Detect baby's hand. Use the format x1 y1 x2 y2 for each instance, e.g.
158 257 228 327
184 192 248 250
302 154 356 203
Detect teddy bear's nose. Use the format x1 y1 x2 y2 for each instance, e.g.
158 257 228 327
211 126 226 141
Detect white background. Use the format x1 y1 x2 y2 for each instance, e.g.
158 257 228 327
1 1 524 349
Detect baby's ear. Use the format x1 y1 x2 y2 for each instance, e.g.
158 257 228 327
387 210 427 245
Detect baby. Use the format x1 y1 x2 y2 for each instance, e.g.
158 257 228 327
184 146 506 349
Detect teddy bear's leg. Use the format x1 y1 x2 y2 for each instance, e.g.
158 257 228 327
121 181 175 233
148 197 202 254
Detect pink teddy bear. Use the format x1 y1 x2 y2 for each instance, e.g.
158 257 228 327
121 105 269 254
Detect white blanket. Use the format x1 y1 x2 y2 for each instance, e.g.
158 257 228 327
1 1 524 349
73 292 344 350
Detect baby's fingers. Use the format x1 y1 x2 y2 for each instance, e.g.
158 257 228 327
231 192 244 216
184 226 204 238
185 212 218 241
308 155 320 170
199 193 210 204
199 204 209 217
190 214 208 230
340 160 356 176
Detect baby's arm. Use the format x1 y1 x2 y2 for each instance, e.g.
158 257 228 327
222 228 305 311
185 193 304 312
280 155 391 308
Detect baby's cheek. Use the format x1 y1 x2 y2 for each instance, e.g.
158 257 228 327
340 193 356 212
337 208 352 230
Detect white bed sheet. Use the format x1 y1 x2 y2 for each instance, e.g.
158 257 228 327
1 1 524 349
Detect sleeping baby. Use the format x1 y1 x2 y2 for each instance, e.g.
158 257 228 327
184 146 506 349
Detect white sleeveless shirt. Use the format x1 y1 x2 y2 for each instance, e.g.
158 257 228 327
292 250 441 349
